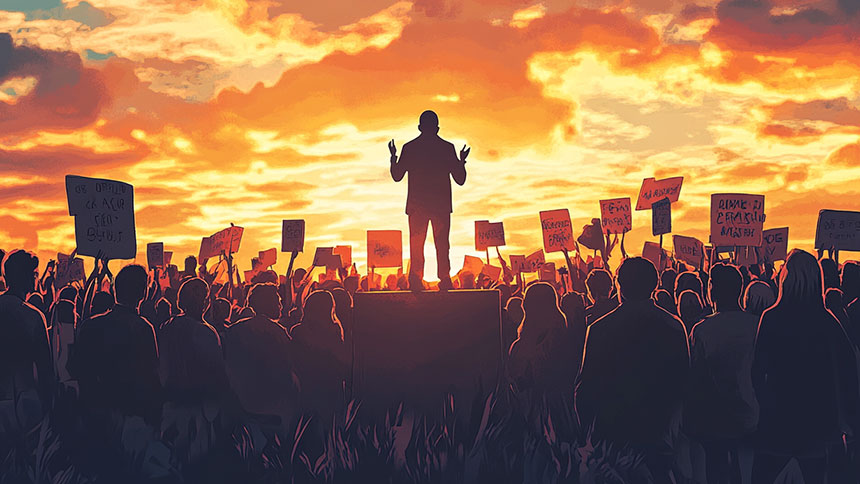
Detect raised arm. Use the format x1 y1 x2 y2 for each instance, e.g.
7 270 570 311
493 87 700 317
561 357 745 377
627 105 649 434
451 144 468 186
389 139 407 182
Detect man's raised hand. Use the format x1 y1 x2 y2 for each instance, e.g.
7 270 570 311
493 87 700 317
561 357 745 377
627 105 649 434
460 144 470 163
388 139 397 162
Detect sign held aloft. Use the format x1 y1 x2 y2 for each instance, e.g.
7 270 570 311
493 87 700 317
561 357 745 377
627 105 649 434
367 230 402 268
146 242 165 270
673 235 704 268
651 197 672 236
636 176 683 210
474 221 505 251
815 210 860 251
760 227 789 263
710 194 765 247
540 209 575 253
199 225 244 260
282 220 305 253
65 175 136 260
600 198 632 234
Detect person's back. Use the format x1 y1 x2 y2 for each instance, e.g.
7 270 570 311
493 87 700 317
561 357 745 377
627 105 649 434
222 283 298 421
576 258 689 451
397 133 465 216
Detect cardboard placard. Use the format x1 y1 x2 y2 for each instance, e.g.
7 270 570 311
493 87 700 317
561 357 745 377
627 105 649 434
636 176 683 210
480 264 502 281
367 230 402 268
673 235 704 268
462 255 484 275
643 241 670 270
258 248 277 268
313 247 334 267
164 251 173 266
198 237 212 262
540 209 575 253
815 210 860 251
200 226 244 260
282 219 305 253
509 255 526 275
333 245 352 268
475 221 505 251
68 257 85 282
710 194 766 247
759 227 789 263
524 249 545 272
651 197 672 236
65 175 136 259
539 262 557 282
146 242 164 270
600 197 632 234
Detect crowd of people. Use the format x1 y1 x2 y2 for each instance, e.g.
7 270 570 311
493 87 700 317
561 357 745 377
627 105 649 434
1 243 860 483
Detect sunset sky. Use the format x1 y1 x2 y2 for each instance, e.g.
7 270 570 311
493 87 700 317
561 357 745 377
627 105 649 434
2 0 859 278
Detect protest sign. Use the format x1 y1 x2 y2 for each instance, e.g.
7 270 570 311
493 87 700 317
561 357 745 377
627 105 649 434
146 242 164 270
313 247 334 267
673 235 704 268
600 197 632 234
65 175 136 259
539 262 557 282
282 219 305 252
367 230 402 268
759 227 789 263
643 241 670 269
198 237 212 261
164 251 173 266
710 194 766 247
69 258 85 281
462 255 484 275
578 218 605 251
652 197 672 236
474 221 505 251
480 264 502 281
509 255 526 275
815 210 860 251
636 176 684 210
540 209 575 253
333 245 352 268
524 250 545 272
259 248 277 268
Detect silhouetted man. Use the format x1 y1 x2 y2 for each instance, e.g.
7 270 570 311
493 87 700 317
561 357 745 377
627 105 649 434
0 250 54 435
389 110 469 290
72 264 162 424
575 257 689 483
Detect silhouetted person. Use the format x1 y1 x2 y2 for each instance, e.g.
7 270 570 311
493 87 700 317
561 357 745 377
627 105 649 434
751 249 859 483
72 264 161 424
289 290 348 416
841 261 860 306
653 288 675 315
660 268 678 296
825 287 850 327
502 296 523 353
742 280 774 317
560 292 587 374
584 269 618 325
677 289 704 332
90 290 114 316
820 257 840 291
575 257 689 483
222 283 298 425
0 250 54 435
389 110 469 290
685 264 758 484
675 271 704 304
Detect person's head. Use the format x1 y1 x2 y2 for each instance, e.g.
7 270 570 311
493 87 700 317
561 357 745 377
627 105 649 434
53 299 76 325
586 269 613 304
840 261 860 304
616 257 658 302
743 281 775 316
519 282 565 338
660 268 677 293
825 287 845 313
247 283 281 319
708 263 743 310
344 274 359 296
331 288 353 325
211 297 231 321
653 288 675 314
418 110 439 134
184 255 197 276
677 289 703 327
2 250 38 295
674 271 703 301
302 290 344 339
115 264 148 308
505 296 524 326
779 249 824 308
385 274 397 290
820 257 840 290
459 271 475 289
91 291 114 315
292 268 307 287
560 292 586 328
58 285 78 303
178 277 209 320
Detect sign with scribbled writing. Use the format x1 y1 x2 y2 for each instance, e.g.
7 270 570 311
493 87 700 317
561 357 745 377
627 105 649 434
539 262 557 282
652 197 672 236
146 242 164 270
259 248 277 268
282 219 305 253
600 197 632 234
673 235 704 268
759 227 789 263
65 175 136 259
480 264 502 281
524 249 545 272
710 194 766 247
540 209 575 253
636 176 683 210
475 220 505 251
367 230 402 268
643 241 670 270
199 225 244 260
815 210 860 251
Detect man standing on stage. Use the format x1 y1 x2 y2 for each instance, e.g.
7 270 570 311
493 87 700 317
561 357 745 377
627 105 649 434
389 110 469 291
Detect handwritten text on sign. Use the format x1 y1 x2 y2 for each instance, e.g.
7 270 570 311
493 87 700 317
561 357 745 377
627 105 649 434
673 235 704 268
651 197 672 236
540 209 575 253
282 220 305 253
367 230 402 268
760 227 789 263
65 175 136 259
710 194 766 247
815 210 860 251
146 242 164 269
636 177 683 210
475 221 505 251
600 198 632 234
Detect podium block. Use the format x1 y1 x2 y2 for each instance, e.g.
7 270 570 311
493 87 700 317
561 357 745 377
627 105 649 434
352 290 502 416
